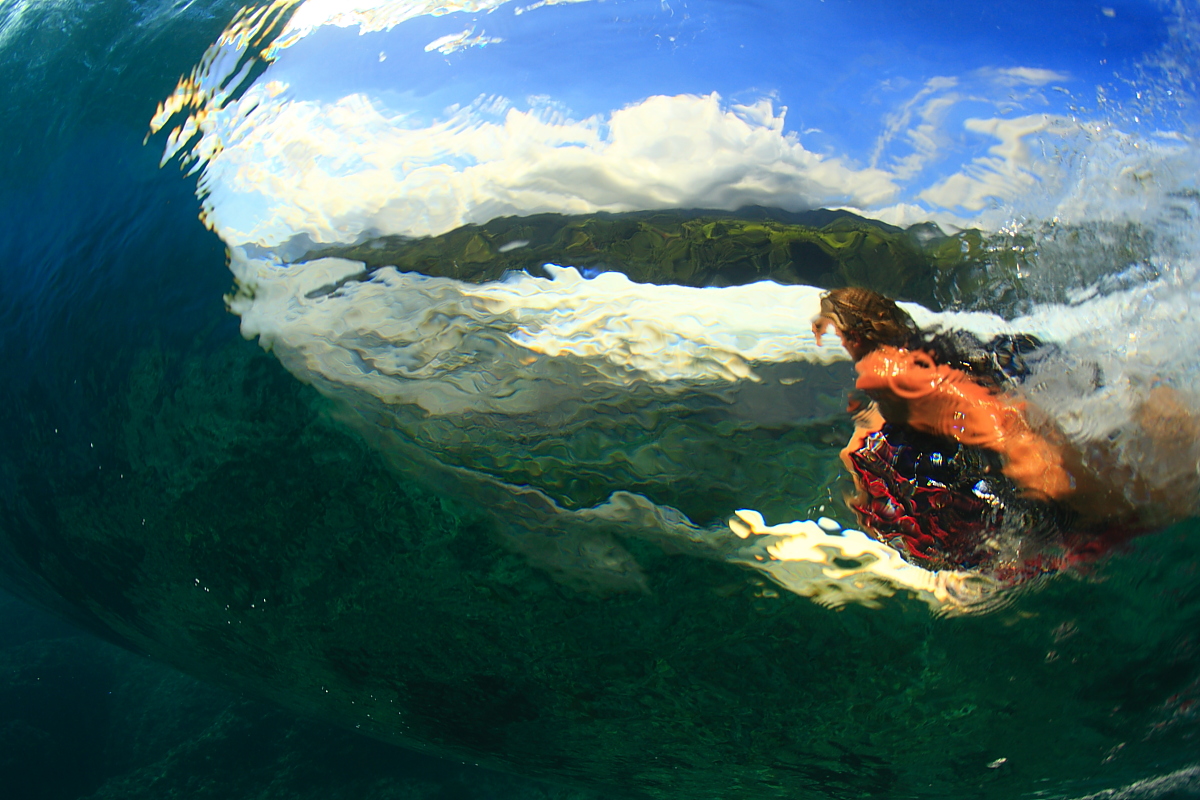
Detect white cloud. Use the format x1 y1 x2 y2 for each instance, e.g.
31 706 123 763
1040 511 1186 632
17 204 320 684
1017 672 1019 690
269 0 593 57
918 113 1069 211
868 67 1074 190
424 27 503 54
870 75 959 175
837 202 969 231
201 91 900 247
985 67 1071 87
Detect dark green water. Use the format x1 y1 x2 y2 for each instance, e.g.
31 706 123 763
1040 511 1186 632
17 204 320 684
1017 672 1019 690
0 589 610 800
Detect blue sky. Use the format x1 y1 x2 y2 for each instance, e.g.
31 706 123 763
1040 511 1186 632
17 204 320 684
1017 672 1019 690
265 0 1171 159
173 0 1194 247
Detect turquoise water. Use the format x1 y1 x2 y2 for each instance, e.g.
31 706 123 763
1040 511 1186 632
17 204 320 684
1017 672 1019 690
2 1 1200 798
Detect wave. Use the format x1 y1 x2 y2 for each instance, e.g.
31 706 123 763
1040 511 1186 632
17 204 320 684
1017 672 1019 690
149 0 1200 612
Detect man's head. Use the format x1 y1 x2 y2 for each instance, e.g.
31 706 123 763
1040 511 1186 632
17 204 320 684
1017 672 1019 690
812 287 920 360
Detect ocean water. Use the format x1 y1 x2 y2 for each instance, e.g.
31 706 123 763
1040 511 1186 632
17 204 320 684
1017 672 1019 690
0 588 607 800
2 0 1200 798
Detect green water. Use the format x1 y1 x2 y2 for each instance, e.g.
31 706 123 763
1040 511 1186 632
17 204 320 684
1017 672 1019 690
5 325 1198 799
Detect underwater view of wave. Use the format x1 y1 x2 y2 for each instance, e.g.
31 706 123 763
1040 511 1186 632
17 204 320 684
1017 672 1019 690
3 0 1200 797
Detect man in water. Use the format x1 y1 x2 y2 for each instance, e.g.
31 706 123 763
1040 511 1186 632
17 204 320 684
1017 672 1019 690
811 287 1198 578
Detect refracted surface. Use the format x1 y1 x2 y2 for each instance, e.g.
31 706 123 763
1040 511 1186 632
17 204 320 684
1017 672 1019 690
3 1 1200 799
6 329 1200 798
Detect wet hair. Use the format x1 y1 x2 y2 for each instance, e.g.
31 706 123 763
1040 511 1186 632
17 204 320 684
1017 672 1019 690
820 286 1048 389
818 287 922 352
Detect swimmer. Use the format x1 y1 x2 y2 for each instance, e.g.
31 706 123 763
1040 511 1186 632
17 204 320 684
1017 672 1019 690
812 288 1073 501
812 287 1198 574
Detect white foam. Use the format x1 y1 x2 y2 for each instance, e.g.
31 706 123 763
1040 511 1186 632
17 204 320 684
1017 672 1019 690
229 240 1200 434
727 510 999 611
229 253 855 415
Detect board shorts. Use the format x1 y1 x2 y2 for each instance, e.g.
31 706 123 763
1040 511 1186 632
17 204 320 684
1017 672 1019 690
846 422 1079 580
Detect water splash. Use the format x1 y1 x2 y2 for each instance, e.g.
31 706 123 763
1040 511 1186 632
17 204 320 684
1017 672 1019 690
727 510 1001 613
